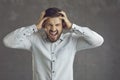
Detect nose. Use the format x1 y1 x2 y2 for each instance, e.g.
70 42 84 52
51 26 56 31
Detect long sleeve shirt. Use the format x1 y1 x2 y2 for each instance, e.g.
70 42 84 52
3 24 104 80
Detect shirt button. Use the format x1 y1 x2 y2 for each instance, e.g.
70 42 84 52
52 60 55 62
52 71 55 73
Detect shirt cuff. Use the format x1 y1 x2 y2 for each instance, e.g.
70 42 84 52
20 24 38 37
71 24 84 34
29 24 38 33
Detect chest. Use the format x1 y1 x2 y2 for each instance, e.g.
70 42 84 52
31 37 76 60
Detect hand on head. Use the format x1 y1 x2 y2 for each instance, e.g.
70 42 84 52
36 11 48 30
58 11 72 29
36 8 72 30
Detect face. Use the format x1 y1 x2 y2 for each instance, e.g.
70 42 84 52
44 17 63 42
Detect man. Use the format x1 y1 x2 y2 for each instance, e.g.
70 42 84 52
3 7 104 80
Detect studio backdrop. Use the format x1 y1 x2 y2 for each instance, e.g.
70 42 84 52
0 0 120 80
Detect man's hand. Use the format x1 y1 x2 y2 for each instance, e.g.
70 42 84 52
59 11 72 29
36 11 48 30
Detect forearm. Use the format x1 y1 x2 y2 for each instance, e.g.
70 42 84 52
3 24 38 50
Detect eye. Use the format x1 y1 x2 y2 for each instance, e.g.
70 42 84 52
56 24 61 27
46 23 52 27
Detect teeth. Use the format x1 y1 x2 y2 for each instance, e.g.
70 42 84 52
50 31 57 35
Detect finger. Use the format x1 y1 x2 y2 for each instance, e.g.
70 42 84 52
59 16 66 21
41 17 49 23
59 11 67 17
37 17 48 26
40 11 46 20
59 16 63 19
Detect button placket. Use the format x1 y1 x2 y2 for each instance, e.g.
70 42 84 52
51 52 56 76
51 44 56 79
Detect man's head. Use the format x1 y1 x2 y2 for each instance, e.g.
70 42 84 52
43 7 65 42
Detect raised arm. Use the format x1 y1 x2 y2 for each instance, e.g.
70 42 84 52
3 11 47 50
59 11 104 51
3 25 38 50
71 24 104 51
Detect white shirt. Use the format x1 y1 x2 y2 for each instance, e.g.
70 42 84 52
3 24 104 80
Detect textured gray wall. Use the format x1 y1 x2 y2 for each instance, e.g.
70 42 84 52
0 0 120 80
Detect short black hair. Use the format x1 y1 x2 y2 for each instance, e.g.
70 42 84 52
43 7 66 28
44 7 63 17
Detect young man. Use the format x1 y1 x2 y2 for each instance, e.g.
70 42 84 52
3 7 104 80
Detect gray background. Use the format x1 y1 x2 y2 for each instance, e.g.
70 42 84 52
0 0 120 80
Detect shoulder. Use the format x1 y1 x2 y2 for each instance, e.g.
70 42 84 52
29 31 43 42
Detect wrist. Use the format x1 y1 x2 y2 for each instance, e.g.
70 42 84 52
67 22 72 29
35 23 41 30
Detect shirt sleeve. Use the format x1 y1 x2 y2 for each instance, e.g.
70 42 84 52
3 24 38 50
71 24 104 51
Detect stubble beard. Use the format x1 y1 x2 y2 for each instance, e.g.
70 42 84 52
46 31 62 42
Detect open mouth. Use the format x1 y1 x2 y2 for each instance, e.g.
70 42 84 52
47 30 61 42
49 30 58 36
